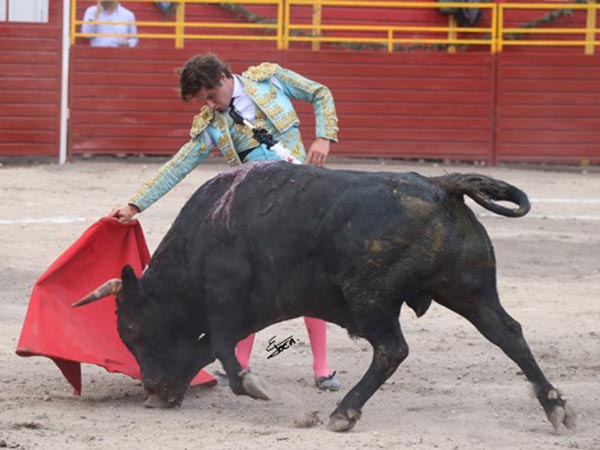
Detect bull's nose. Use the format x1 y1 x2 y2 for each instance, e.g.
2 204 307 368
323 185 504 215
143 381 183 408
143 380 163 395
143 393 179 409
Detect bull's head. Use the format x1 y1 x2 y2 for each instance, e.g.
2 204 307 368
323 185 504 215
72 265 214 408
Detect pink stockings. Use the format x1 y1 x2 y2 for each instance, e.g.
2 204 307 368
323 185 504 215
235 317 331 378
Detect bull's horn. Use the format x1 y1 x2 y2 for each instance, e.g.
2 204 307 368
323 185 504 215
71 279 122 307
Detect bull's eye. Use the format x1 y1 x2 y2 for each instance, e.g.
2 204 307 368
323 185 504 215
122 322 143 343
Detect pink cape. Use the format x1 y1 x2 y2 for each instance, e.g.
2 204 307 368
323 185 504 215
16 217 216 394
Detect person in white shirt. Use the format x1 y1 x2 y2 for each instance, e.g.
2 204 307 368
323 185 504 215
82 1 138 47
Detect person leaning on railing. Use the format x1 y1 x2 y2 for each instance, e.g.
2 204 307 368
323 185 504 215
110 54 342 392
82 1 138 47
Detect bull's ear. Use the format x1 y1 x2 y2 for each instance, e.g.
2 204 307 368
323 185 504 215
121 264 141 299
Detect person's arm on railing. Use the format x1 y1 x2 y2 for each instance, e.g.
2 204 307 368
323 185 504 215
126 9 139 47
81 3 101 35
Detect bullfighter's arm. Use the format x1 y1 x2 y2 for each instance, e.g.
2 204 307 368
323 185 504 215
127 108 214 212
272 66 339 143
127 136 211 211
273 65 338 166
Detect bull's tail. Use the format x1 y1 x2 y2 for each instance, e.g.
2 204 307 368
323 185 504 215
435 173 530 218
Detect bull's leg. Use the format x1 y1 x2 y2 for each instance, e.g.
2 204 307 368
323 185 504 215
210 336 271 401
203 251 270 400
436 288 576 432
327 319 408 432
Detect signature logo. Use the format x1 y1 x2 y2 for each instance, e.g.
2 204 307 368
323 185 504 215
266 335 297 359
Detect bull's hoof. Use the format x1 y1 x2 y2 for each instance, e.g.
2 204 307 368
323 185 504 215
326 409 361 432
548 401 577 432
143 393 179 409
240 370 270 400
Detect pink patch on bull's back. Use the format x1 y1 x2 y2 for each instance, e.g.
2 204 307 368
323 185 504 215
209 161 278 228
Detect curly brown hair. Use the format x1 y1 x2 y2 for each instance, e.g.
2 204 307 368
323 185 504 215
178 54 232 102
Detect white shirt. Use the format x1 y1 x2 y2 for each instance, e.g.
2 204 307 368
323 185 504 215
82 4 138 48
231 74 287 122
201 74 285 150
231 75 256 123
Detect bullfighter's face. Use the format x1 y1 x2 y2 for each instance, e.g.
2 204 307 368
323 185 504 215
115 265 214 408
193 73 234 113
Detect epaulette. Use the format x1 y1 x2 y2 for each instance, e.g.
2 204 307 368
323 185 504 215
189 105 214 138
242 62 281 82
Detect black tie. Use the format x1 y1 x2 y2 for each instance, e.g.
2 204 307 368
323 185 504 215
228 97 277 149
228 98 245 125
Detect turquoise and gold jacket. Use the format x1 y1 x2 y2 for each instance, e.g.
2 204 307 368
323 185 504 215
129 62 339 211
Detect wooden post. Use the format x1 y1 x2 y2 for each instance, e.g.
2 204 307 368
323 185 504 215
447 14 457 53
585 0 596 55
175 1 185 49
283 0 291 49
491 2 497 53
497 5 504 53
70 0 76 45
312 3 322 51
277 0 283 49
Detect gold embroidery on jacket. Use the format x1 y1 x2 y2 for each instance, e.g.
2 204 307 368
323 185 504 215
320 102 339 141
239 74 298 133
189 106 214 138
128 139 201 208
255 108 267 130
242 62 280 81
253 90 297 132
274 69 339 141
213 114 242 167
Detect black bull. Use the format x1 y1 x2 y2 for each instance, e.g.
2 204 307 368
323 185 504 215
74 162 576 432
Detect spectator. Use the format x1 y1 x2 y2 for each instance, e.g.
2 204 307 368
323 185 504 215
155 2 177 18
82 1 138 47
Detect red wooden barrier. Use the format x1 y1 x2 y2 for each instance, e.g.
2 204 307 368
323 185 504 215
2 0 600 164
68 46 495 162
0 0 62 156
496 54 600 164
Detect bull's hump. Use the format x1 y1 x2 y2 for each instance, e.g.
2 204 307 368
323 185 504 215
209 161 283 228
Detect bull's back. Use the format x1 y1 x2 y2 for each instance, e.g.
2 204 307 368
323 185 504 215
234 166 464 258
176 162 466 250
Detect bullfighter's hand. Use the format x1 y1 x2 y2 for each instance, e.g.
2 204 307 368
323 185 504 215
306 138 330 167
109 204 139 223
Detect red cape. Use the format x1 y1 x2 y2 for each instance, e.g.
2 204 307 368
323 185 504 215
16 217 215 394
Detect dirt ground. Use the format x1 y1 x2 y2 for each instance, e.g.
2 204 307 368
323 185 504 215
0 157 598 450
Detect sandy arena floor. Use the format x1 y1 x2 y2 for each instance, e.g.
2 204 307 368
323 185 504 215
0 158 598 450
